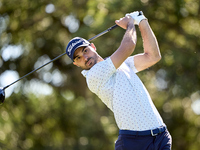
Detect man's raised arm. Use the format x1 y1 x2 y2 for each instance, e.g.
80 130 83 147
110 15 137 69
134 18 161 72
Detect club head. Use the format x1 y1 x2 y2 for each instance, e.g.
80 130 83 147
0 87 5 104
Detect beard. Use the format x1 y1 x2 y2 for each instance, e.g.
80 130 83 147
83 57 98 70
77 52 104 70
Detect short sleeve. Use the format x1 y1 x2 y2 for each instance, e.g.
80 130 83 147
124 56 138 73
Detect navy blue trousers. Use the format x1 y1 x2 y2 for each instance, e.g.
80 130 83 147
115 130 172 150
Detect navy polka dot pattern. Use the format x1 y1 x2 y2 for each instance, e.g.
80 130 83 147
82 57 165 131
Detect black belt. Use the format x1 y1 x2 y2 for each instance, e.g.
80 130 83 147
119 126 166 136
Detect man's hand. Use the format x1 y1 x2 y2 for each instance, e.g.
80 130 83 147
115 15 134 30
126 11 147 25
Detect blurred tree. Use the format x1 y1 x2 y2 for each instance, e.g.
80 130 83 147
0 0 200 150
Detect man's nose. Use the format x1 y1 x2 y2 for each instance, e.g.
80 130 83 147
83 54 88 60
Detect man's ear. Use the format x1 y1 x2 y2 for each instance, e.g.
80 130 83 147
73 62 79 67
90 43 96 51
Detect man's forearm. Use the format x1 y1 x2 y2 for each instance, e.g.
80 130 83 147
111 17 137 69
121 22 137 51
139 20 161 61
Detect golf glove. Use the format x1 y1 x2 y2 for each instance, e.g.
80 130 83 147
126 11 147 25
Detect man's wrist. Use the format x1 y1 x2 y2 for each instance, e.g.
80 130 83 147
138 19 148 28
126 19 135 30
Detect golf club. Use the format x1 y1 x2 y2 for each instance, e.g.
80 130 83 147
0 11 143 104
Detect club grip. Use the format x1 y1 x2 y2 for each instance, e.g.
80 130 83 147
107 24 118 31
139 11 143 16
109 11 143 31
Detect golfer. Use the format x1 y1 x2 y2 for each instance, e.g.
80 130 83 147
66 11 172 150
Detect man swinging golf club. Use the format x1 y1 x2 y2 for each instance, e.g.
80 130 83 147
66 11 172 150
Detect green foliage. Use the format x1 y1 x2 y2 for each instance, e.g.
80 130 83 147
0 0 200 149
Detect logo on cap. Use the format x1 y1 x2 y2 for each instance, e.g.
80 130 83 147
67 39 82 56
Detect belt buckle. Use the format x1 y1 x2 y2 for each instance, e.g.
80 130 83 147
151 129 158 136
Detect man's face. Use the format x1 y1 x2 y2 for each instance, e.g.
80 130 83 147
73 43 99 70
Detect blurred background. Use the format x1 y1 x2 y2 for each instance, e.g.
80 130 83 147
0 0 200 149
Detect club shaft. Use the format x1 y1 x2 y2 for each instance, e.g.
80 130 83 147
3 52 66 90
88 24 118 41
3 24 119 90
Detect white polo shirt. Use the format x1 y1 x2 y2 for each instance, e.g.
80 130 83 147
81 57 165 131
